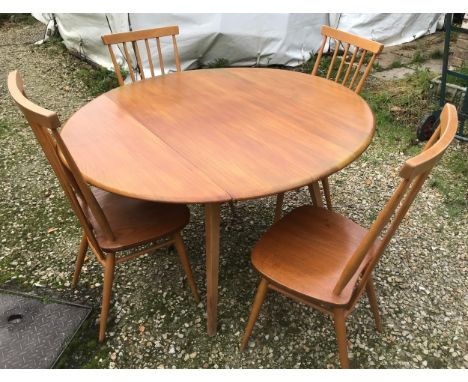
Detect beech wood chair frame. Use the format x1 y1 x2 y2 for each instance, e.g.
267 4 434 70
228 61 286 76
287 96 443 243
242 104 458 367
101 25 182 86
8 70 200 342
274 25 384 222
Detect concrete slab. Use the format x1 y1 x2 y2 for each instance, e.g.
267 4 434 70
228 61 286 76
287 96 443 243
423 59 443 75
372 67 415 81
377 51 410 69
0 291 90 368
374 31 445 80
377 31 445 70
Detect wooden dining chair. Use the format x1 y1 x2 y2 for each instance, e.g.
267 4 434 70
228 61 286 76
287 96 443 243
101 25 182 86
273 25 384 222
8 70 200 342
241 103 457 368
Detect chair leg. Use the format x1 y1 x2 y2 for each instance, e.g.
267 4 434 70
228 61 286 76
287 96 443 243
173 232 200 303
273 193 285 223
366 276 382 332
99 253 115 343
72 231 88 288
321 177 333 210
240 277 269 352
333 308 350 368
167 244 176 255
308 182 324 208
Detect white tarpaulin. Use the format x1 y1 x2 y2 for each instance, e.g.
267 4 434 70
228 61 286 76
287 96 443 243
335 13 444 46
32 13 444 74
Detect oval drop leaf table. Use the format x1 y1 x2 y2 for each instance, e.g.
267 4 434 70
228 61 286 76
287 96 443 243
61 68 375 336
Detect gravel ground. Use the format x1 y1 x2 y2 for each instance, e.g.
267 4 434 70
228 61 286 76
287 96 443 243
0 20 467 369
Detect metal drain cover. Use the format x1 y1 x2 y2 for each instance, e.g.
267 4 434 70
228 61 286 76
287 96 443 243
0 292 90 368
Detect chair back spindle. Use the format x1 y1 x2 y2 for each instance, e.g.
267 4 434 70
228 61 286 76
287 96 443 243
312 25 384 94
102 25 181 86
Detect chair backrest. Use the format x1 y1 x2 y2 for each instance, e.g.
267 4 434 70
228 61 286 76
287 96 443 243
312 25 384 94
101 25 181 86
7 70 114 262
334 103 458 299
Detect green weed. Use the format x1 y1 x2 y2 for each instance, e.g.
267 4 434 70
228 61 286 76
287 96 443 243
0 13 36 26
362 67 467 218
390 60 403 69
39 34 68 56
55 311 111 368
414 67 434 92
77 67 121 97
430 49 443 60
361 69 436 149
206 58 230 68
429 149 468 218
447 64 468 87
373 61 384 72
411 51 428 65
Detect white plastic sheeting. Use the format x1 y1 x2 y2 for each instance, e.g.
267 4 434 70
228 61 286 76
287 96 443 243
32 13 444 74
336 13 444 46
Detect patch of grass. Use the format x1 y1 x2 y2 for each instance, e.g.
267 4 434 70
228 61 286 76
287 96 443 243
55 311 111 368
0 268 19 285
206 58 230 68
430 49 444 60
0 13 36 26
43 34 64 46
373 61 384 72
362 106 413 149
367 211 378 223
77 67 121 97
361 68 436 150
0 120 10 138
304 51 385 82
429 149 468 218
411 51 428 65
302 53 347 80
447 64 468 87
0 13 11 25
39 34 68 56
390 59 403 69
362 66 467 219
303 51 342 75
301 51 314 73
414 67 434 93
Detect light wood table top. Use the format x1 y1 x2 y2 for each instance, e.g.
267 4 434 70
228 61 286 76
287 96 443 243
61 68 375 337
61 68 375 204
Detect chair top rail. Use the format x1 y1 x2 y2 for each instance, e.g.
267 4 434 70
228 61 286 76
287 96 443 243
102 26 180 45
321 25 383 54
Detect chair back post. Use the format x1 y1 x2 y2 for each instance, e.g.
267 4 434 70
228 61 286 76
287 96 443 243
312 25 384 94
171 34 181 72
7 71 115 259
333 104 458 296
312 35 327 76
101 25 181 85
105 44 125 85
50 130 115 241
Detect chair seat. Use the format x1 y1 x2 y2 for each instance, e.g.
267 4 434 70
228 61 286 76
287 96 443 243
84 188 190 252
252 205 380 306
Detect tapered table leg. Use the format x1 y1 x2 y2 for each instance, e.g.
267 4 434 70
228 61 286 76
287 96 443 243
308 182 324 208
205 202 221 336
